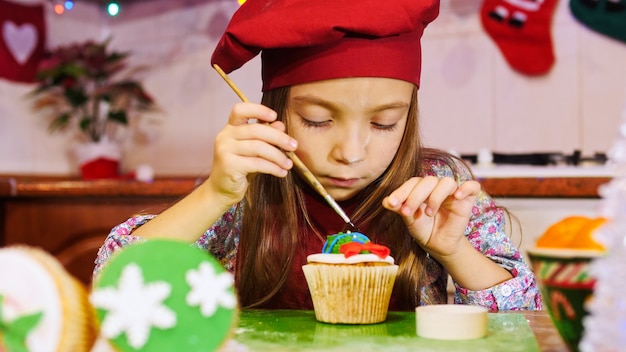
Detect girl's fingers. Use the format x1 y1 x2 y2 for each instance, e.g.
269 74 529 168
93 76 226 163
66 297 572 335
455 180 481 199
228 102 278 126
421 177 461 215
384 176 441 217
399 176 442 216
383 177 420 210
384 177 478 218
214 140 293 179
226 155 291 178
230 139 294 170
224 102 297 153
228 122 298 153
215 108 298 181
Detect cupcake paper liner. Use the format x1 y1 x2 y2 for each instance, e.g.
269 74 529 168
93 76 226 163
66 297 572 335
302 264 398 324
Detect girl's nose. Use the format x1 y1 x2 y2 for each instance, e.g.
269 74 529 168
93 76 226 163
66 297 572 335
332 129 369 165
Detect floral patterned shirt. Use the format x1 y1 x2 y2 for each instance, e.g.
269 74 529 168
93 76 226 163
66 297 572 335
94 159 543 311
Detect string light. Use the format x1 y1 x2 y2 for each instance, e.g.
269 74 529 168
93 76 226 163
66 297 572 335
53 3 64 14
50 0 73 15
50 0 122 16
107 2 120 16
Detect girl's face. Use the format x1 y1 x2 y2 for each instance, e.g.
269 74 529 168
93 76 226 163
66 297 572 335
287 77 413 201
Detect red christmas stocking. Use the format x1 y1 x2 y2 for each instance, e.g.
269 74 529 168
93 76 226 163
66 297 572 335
0 0 46 83
481 0 559 76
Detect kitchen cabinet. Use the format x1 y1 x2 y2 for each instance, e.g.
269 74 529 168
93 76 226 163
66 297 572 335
0 176 199 287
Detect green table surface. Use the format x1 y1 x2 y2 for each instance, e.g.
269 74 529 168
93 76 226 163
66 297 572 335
233 309 540 351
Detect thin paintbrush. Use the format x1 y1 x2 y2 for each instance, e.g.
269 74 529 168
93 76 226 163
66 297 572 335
213 64 356 230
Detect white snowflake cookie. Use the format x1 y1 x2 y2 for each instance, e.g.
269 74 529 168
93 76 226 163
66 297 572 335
90 239 238 351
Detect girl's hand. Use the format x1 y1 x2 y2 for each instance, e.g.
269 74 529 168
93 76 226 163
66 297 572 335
206 102 298 206
382 176 481 259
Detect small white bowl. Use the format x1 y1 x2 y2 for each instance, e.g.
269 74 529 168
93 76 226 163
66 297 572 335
416 304 488 340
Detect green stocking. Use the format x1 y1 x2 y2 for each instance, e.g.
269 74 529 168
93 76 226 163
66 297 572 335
570 0 626 43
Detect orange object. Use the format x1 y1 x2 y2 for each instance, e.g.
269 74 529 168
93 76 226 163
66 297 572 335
536 216 606 250
569 217 606 250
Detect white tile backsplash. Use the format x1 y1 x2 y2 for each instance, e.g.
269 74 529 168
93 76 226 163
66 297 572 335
420 30 497 153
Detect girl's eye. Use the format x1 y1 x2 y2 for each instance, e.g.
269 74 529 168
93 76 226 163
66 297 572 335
372 122 398 131
300 117 331 128
298 115 398 131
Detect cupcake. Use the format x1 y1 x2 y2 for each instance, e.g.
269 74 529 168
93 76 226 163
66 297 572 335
302 232 398 324
90 239 238 351
0 245 98 352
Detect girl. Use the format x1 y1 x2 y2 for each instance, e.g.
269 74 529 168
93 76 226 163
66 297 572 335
94 0 542 311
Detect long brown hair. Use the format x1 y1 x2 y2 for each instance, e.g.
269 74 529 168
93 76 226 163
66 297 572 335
236 85 461 309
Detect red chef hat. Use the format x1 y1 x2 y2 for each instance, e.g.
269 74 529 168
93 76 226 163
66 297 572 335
211 0 440 91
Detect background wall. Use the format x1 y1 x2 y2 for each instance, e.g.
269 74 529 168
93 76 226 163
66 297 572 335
420 0 626 157
1 0 626 176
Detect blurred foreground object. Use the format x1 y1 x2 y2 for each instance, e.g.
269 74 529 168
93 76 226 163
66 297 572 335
579 105 626 351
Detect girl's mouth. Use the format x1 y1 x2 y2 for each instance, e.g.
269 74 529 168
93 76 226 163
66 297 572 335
327 177 359 188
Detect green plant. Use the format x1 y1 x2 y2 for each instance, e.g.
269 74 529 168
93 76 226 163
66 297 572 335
30 38 155 142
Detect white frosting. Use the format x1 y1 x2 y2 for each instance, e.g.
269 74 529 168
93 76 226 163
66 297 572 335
306 253 395 265
0 249 62 352
186 262 236 317
90 263 176 349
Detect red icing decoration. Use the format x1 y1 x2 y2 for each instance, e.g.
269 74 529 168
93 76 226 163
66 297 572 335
339 242 390 259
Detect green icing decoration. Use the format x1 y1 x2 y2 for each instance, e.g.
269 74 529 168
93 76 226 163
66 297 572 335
92 239 238 352
0 294 43 352
322 232 371 254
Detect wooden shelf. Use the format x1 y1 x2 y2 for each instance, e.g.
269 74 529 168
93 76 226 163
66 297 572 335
0 175 202 198
478 177 609 198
